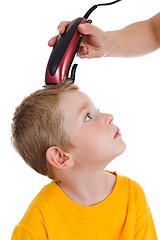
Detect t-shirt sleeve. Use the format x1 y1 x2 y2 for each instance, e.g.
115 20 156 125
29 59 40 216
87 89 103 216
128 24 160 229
134 183 157 239
11 206 48 240
11 225 45 240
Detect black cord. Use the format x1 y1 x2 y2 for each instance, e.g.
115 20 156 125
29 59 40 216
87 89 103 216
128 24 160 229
97 0 122 7
83 0 122 19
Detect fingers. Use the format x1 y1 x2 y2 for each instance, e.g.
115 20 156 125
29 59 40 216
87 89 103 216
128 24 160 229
58 21 70 34
77 45 89 56
48 21 70 47
48 35 59 47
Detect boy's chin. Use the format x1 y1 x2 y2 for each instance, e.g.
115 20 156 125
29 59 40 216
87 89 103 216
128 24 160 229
117 142 126 156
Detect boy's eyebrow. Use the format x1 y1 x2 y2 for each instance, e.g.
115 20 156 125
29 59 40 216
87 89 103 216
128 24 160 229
77 103 89 116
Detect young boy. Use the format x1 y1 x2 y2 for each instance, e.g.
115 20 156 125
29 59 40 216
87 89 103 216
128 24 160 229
11 80 157 239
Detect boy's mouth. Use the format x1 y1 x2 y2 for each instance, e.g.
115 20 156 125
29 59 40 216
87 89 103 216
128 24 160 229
114 128 121 138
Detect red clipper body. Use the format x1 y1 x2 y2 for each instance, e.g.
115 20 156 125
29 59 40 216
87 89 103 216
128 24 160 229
45 18 88 84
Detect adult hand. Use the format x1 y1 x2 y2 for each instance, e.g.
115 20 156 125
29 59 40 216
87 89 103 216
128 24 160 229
48 21 108 59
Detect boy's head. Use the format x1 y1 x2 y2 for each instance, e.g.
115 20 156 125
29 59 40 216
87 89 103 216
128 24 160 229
11 81 78 178
12 80 126 180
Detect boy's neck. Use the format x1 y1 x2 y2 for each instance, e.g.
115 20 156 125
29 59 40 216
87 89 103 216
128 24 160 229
56 170 116 206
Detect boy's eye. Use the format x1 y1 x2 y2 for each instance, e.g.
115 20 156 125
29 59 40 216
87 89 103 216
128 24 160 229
85 113 93 122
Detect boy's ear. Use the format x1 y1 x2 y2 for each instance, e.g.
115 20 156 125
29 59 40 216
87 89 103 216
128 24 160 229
46 146 74 169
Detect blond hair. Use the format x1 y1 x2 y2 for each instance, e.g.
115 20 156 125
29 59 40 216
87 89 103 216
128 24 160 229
11 81 78 177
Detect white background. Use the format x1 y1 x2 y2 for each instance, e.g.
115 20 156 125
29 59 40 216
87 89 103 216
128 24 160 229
0 0 160 239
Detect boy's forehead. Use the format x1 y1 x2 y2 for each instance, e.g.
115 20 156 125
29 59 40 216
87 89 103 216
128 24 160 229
60 90 94 110
61 89 90 100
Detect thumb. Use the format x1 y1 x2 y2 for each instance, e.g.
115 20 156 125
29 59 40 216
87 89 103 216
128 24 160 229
78 23 101 36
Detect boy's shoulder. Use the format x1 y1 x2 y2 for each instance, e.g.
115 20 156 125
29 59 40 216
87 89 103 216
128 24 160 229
28 181 57 208
107 170 146 199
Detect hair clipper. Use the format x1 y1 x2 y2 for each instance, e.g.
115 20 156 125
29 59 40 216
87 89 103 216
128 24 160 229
45 0 122 85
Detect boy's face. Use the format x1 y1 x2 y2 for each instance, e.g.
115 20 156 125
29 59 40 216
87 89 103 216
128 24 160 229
59 89 126 169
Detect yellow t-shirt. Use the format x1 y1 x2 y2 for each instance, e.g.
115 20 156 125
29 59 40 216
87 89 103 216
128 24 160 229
11 172 157 240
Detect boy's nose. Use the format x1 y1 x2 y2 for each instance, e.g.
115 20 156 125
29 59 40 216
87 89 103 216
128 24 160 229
100 113 113 124
106 113 113 124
